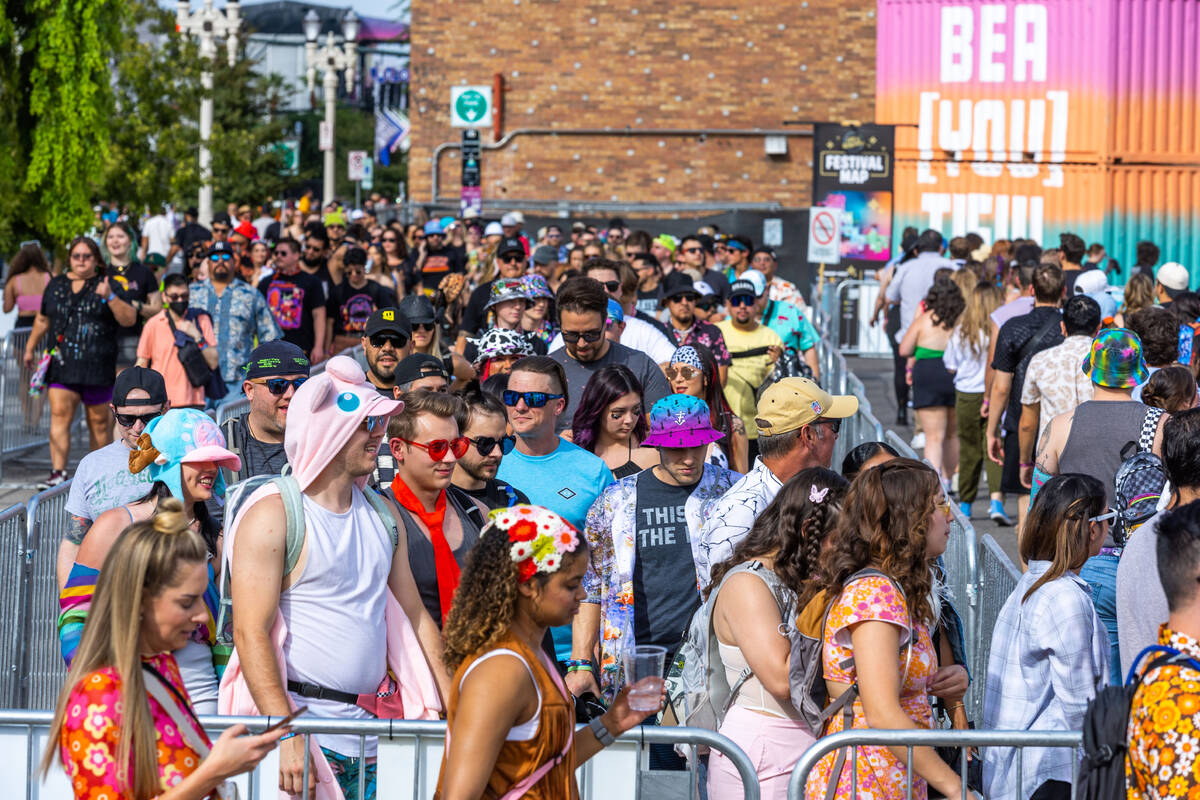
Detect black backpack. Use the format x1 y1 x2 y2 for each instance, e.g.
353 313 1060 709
1078 644 1200 799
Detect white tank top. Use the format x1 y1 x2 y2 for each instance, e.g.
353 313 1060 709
280 489 392 757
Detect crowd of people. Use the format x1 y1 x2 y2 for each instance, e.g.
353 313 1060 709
16 201 1200 800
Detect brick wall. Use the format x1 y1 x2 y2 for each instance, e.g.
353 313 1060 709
409 0 877 209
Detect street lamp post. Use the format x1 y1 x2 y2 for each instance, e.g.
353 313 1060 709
304 9 359 211
176 0 241 228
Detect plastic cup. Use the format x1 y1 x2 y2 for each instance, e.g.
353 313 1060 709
623 645 667 711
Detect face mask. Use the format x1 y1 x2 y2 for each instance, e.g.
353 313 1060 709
168 300 189 316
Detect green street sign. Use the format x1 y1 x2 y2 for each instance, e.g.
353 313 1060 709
450 86 492 128
272 140 300 176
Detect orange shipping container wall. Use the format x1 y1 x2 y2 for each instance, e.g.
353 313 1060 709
877 0 1200 272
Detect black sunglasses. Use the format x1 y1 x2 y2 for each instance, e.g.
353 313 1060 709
560 328 604 344
470 434 516 456
810 418 842 435
502 390 564 408
115 411 160 428
370 333 408 349
599 280 620 293
498 253 524 263
250 376 307 396
412 322 436 332
695 300 717 312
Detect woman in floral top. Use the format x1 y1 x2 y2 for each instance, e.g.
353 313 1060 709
800 458 979 800
42 498 283 799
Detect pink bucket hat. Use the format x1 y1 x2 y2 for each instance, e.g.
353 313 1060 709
284 355 404 490
640 394 724 449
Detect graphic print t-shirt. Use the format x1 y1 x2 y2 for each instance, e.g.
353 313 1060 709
258 270 326 354
632 470 701 653
328 280 396 338
107 262 157 339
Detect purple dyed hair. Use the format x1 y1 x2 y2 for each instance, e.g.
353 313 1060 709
571 364 649 453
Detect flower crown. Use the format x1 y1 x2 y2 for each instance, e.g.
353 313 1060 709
488 505 581 582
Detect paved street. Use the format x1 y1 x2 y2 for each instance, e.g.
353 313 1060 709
848 355 1021 565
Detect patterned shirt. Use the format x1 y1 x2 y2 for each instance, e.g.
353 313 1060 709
767 276 807 310
1020 335 1095 441
189 278 282 383
1126 625 1200 799
695 458 783 587
981 561 1108 799
666 319 732 366
59 653 210 797
582 463 740 698
760 298 819 353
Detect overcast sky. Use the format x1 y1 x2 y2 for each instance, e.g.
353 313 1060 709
171 0 403 22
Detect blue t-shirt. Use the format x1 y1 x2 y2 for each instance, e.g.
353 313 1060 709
496 438 614 534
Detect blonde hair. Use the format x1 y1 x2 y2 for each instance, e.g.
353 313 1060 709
41 499 207 799
955 282 1004 357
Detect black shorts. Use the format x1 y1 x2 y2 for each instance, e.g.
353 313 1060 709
911 358 956 409
1000 428 1028 495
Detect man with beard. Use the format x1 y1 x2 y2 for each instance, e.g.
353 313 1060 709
190 243 282 388
258 237 327 362
361 307 413 397
450 391 530 510
325 246 396 354
302 228 333 297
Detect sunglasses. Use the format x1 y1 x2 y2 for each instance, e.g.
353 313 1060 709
810 418 842 435
599 280 621 293
499 253 524 263
1089 508 1118 524
669 294 699 304
250 376 307 395
502 390 564 408
695 300 717 312
363 415 388 434
936 499 954 519
665 365 699 382
115 411 160 428
209 252 232 262
399 436 470 460
412 322 436 333
212 226 230 233
681 247 702 255
382 237 398 243
561 328 604 344
729 295 756 307
369 333 408 349
471 434 516 456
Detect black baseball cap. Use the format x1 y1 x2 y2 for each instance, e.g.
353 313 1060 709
729 279 757 299
243 341 311 380
205 241 234 258
364 307 412 340
113 366 168 406
395 353 448 386
398 293 436 325
497 237 525 259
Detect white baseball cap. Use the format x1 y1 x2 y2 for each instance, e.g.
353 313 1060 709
483 221 504 237
1073 270 1109 295
1157 262 1189 292
500 212 520 227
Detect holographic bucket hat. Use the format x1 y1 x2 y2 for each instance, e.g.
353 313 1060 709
1081 328 1150 389
640 394 723 449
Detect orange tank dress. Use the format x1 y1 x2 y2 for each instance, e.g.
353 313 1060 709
435 632 578 800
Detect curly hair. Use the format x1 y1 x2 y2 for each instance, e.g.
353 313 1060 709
442 523 588 671
799 458 941 623
1141 365 1198 413
924 278 965 330
706 467 848 597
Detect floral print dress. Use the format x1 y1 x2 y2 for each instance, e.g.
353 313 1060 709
805 575 937 800
60 653 210 799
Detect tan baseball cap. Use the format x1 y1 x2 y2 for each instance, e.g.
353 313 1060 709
755 377 859 437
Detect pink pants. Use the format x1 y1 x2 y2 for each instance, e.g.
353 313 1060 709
707 704 817 800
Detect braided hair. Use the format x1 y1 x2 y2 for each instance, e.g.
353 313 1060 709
705 467 849 597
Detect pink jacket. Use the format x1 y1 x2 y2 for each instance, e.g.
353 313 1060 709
218 485 442 800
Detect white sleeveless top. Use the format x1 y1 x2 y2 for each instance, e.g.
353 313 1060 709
280 489 392 757
461 649 542 741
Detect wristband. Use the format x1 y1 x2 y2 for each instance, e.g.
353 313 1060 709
567 663 594 674
564 658 593 670
588 716 616 747
278 731 298 742
1019 462 1034 468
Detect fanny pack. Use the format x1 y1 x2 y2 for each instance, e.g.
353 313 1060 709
288 671 406 718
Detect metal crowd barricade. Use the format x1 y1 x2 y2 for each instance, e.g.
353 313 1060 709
970 534 1022 725
828 279 893 358
786 728 1083 800
21 482 73 710
0 328 50 479
0 504 28 707
2 711 762 800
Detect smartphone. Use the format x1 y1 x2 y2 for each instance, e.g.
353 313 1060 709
264 705 308 733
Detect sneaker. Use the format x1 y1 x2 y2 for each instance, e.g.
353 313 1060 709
38 470 67 490
959 502 972 519
910 432 926 450
989 500 1013 526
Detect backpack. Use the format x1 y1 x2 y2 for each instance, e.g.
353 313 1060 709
1112 407 1166 546
211 474 400 674
1077 644 1200 799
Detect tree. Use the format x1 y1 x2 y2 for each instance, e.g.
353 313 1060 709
0 0 129 252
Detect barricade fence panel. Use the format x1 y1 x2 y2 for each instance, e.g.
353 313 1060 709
0 504 28 708
22 482 73 710
0 712 761 800
971 534 1023 727
787 728 1083 800
0 328 51 479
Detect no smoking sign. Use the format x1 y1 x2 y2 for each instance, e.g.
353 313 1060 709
807 207 841 264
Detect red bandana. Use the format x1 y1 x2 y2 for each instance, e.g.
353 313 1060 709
391 476 460 626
